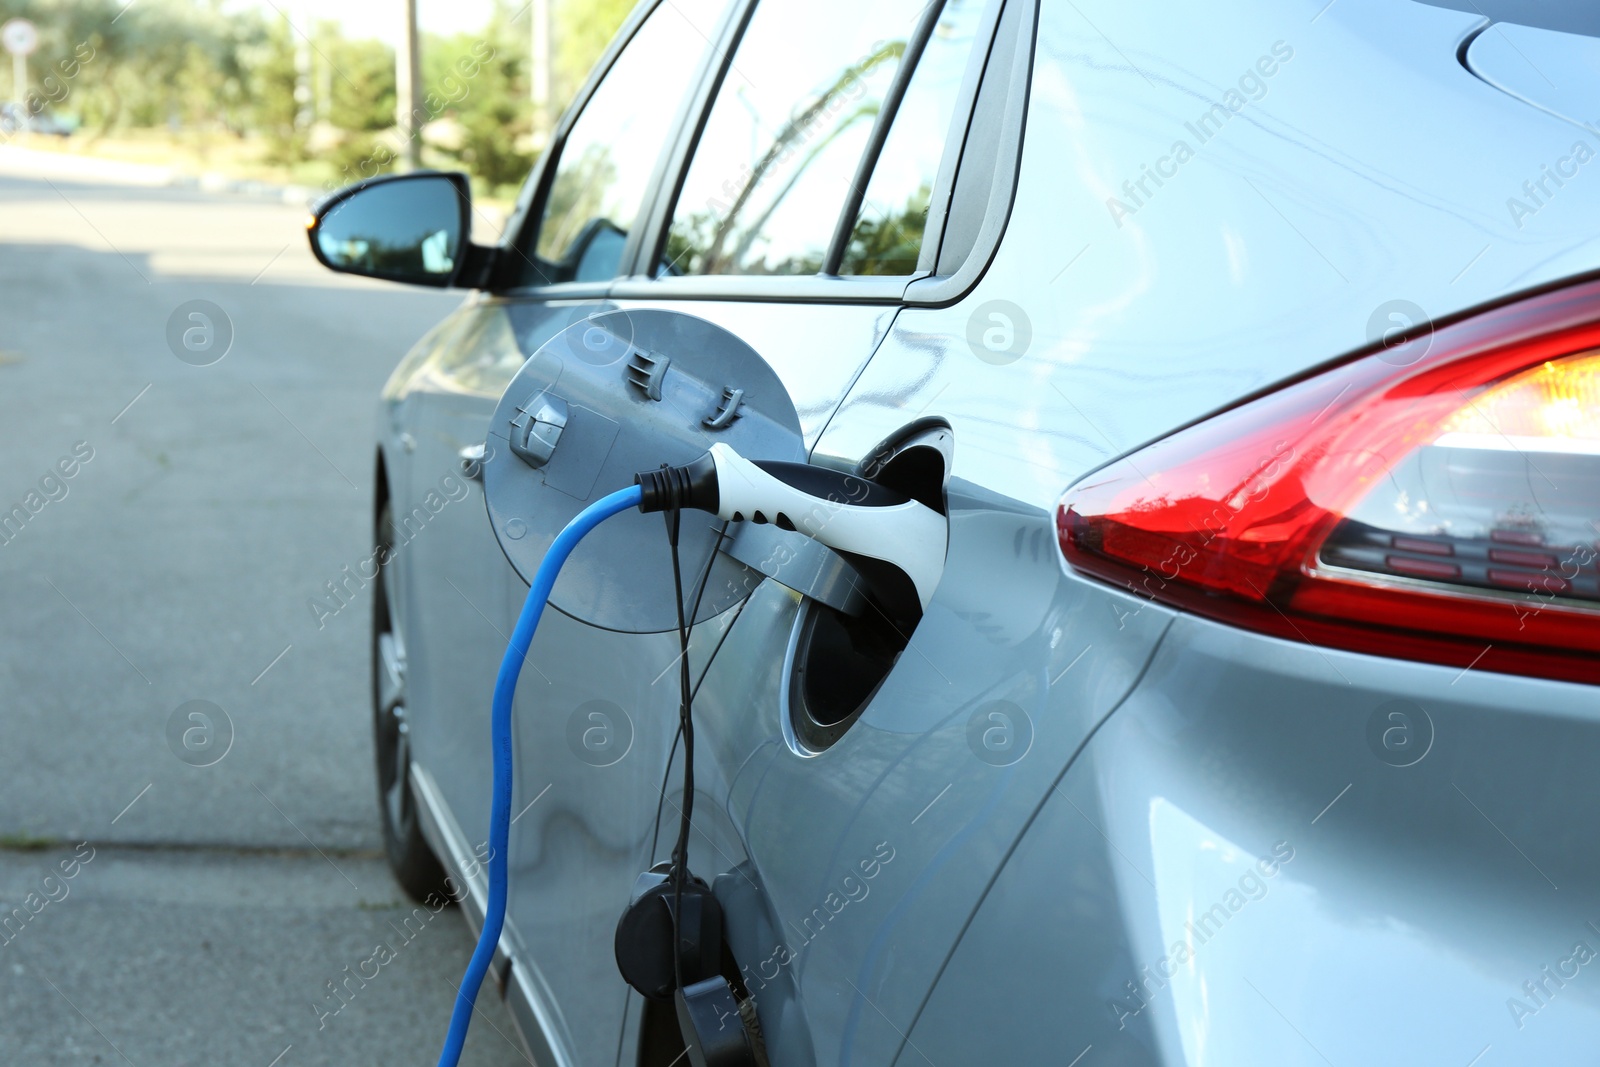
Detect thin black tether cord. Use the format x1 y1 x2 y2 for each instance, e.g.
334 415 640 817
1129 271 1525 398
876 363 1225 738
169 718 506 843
650 521 729 863
666 503 694 994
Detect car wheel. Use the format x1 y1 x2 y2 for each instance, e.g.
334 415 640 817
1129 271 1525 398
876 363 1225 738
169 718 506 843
373 499 452 904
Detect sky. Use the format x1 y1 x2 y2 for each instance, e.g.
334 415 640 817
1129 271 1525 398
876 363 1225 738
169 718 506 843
233 0 504 46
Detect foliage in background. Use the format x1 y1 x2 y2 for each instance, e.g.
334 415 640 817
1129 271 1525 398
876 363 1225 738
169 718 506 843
553 0 635 107
247 14 304 164
318 29 398 183
422 1 534 196
325 34 396 133
0 0 637 197
1 0 266 141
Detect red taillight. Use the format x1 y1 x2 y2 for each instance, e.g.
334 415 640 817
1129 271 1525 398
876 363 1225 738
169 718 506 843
1057 283 1600 685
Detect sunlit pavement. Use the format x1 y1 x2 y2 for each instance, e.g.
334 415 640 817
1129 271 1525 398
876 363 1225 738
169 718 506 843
0 163 529 1066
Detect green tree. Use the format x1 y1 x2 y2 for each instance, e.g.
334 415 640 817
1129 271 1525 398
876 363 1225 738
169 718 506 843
423 2 534 194
247 13 305 164
324 34 395 132
4 0 262 140
553 0 635 107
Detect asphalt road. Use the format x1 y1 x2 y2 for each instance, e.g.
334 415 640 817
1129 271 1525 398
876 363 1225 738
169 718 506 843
0 163 530 1066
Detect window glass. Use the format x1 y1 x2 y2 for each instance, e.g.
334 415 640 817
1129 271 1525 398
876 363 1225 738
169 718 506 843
660 0 933 277
522 0 726 285
841 0 986 275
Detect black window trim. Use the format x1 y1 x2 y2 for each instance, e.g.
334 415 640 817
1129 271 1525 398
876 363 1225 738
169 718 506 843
820 0 945 276
914 0 1006 277
486 0 1036 309
905 0 1036 306
619 0 1012 304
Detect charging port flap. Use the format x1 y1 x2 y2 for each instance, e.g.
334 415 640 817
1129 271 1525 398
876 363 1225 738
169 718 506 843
482 309 807 634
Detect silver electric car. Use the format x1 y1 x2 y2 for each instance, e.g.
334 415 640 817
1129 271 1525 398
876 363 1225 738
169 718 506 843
307 0 1600 1063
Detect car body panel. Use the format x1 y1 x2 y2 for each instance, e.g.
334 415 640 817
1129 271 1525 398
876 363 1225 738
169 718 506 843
902 612 1600 1064
818 0 1600 513
683 493 1175 1066
390 298 609 842
379 294 656 1067
1465 20 1600 133
707 0 1600 1062
368 0 1600 1064
504 597 746 1064
394 277 905 1067
604 300 901 453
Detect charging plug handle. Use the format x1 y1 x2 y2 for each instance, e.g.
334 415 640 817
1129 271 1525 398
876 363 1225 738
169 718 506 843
636 443 947 614
636 447 910 515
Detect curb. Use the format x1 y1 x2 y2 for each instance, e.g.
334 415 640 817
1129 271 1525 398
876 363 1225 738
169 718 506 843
0 144 319 205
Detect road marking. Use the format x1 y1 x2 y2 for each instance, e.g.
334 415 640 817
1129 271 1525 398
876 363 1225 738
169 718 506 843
266 1044 293 1067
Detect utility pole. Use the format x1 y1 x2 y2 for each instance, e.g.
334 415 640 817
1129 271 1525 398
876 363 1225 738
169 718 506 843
293 21 313 132
530 0 551 148
397 0 422 169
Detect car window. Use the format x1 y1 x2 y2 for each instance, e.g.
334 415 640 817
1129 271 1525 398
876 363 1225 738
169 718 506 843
520 0 725 286
840 0 988 276
659 0 933 277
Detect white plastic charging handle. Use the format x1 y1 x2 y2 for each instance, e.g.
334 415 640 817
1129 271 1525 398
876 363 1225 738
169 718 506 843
703 443 947 610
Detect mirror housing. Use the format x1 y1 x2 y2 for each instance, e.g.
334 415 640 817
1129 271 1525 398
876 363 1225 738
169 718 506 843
307 171 492 289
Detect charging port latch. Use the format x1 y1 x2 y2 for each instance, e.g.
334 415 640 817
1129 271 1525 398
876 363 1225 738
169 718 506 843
508 393 568 468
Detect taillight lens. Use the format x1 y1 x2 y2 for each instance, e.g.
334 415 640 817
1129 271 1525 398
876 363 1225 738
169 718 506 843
1057 284 1600 685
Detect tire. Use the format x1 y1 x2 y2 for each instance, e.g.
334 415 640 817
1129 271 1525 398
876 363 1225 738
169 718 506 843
373 500 453 904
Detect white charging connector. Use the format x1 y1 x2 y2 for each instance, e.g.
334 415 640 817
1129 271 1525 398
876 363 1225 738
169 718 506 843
637 442 948 617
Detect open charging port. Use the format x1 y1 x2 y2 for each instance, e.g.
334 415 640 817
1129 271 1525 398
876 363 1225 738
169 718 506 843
779 422 952 751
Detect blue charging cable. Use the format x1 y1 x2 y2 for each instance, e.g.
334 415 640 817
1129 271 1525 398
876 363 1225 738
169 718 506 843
436 483 643 1067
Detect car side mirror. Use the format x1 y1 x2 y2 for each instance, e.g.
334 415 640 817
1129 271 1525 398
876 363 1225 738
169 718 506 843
307 171 480 288
559 217 628 284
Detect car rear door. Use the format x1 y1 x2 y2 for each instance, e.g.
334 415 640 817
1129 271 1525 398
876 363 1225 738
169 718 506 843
605 1 1039 1063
